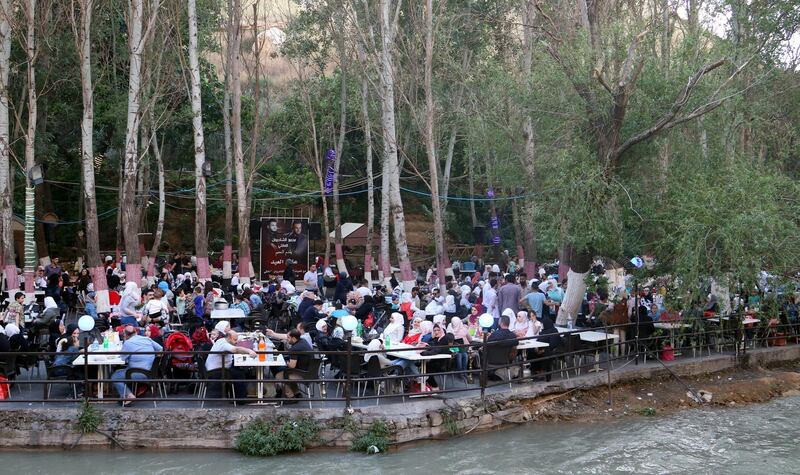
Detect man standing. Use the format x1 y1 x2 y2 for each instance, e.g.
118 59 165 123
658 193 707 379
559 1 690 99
497 274 522 316
303 264 318 292
524 279 546 321
111 325 163 406
45 257 62 278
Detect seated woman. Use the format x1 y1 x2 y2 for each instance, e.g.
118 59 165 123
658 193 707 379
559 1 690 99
420 325 454 389
52 324 82 377
31 297 61 340
5 323 27 353
446 317 471 373
509 311 535 338
381 313 405 344
402 315 424 345
418 320 434 345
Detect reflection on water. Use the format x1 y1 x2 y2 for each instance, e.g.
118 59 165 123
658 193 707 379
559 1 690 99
4 396 800 475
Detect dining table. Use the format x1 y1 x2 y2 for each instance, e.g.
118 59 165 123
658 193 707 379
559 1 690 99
233 353 286 404
72 343 125 399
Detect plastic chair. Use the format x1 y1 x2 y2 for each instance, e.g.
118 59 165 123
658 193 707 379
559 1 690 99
282 358 323 408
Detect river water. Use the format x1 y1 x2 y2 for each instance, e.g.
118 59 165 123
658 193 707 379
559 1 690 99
5 395 800 474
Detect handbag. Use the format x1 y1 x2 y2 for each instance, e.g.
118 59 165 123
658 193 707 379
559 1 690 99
0 375 9 400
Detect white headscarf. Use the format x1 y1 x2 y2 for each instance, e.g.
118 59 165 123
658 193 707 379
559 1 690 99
122 281 141 301
4 323 20 337
364 338 384 362
382 312 405 343
400 292 412 304
433 314 446 327
509 311 530 334
420 320 434 337
501 308 515 321
315 318 328 332
44 296 58 310
491 264 500 273
444 295 456 313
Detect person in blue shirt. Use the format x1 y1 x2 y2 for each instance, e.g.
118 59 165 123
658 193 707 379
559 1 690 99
111 325 163 405
524 283 546 321
84 291 99 319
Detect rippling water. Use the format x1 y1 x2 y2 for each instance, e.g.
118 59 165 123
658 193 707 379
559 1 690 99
5 396 800 474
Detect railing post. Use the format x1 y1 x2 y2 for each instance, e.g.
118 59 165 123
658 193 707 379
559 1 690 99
480 334 487 402
344 333 352 411
83 345 89 403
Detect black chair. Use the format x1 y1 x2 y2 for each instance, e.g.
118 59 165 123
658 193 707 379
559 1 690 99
125 355 165 408
335 354 365 401
43 363 77 400
0 355 18 396
282 357 323 408
484 344 516 389
362 356 403 405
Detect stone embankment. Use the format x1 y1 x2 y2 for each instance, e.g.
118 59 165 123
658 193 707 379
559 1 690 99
1 346 799 450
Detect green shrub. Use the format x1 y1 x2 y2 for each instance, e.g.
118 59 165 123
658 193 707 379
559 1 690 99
235 415 320 457
349 420 391 454
76 401 102 434
638 407 657 417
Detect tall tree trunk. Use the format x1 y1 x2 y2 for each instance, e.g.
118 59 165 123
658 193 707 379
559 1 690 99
378 149 391 284
0 0 16 294
146 128 165 284
379 0 414 289
423 0 450 286
74 0 109 310
188 0 210 282
556 247 592 326
121 0 146 287
360 74 374 278
520 0 537 276
222 71 234 280
229 0 250 283
23 0 38 300
333 64 347 274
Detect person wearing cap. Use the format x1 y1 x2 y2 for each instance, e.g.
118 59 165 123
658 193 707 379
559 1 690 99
302 299 325 325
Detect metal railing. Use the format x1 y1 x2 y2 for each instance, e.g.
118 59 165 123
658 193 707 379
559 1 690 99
1 314 798 408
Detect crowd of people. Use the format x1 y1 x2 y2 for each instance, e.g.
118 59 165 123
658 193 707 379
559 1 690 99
1 251 795 404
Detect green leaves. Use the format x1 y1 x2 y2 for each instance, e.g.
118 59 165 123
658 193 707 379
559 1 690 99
234 415 321 457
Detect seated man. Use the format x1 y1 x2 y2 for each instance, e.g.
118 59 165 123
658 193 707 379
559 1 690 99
111 325 163 405
205 329 256 401
267 322 313 347
485 314 518 380
301 299 324 325
274 329 312 402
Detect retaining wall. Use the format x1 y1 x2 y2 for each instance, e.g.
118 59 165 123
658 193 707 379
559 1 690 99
0 346 797 450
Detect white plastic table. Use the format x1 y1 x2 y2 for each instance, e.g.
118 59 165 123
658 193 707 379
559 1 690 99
556 327 619 372
210 308 246 319
72 345 125 399
385 342 451 397
233 353 286 403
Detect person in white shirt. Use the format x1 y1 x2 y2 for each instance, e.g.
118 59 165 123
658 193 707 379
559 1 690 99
482 279 499 320
303 264 318 292
204 330 256 400
280 279 296 295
